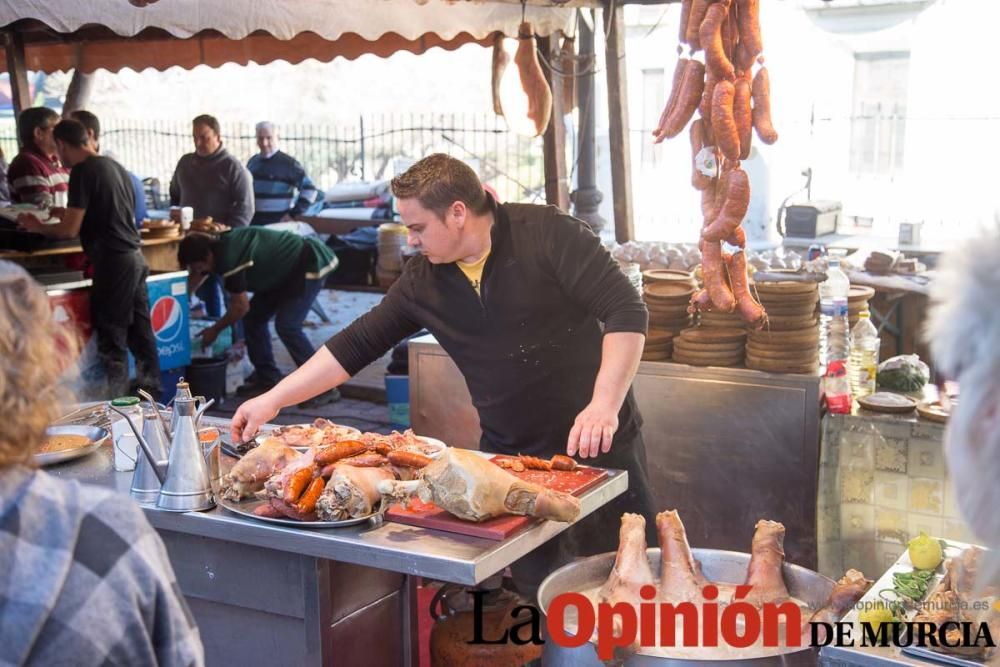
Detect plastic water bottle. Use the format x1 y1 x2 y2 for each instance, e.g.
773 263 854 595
820 258 851 413
849 311 880 399
818 257 850 368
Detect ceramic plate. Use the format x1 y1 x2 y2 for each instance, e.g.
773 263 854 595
857 392 918 413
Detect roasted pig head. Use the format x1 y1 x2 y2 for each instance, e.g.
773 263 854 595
742 519 791 607
377 448 580 523
657 510 709 603
220 437 298 501
316 463 395 520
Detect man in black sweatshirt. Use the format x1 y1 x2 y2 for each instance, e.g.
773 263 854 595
231 154 654 593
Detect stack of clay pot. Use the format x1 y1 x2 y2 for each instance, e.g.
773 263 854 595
848 285 876 327
745 280 821 374
641 329 674 362
642 281 695 336
671 326 747 367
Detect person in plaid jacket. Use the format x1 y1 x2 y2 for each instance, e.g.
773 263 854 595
0 260 204 667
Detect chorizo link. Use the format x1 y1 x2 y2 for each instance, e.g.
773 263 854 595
519 455 553 471
728 251 766 327
700 3 735 81
711 80 741 160
735 0 762 68
659 59 705 141
387 450 434 468
702 168 751 242
678 0 693 45
654 58 688 140
315 440 368 466
734 75 753 159
701 240 736 313
751 66 778 144
686 0 713 50
550 455 578 471
283 467 314 505
295 477 327 514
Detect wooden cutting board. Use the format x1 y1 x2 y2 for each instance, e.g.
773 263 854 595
384 456 609 540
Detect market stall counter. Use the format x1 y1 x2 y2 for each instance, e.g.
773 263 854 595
0 235 182 272
44 415 627 666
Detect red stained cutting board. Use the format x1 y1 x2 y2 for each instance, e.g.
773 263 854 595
384 455 608 540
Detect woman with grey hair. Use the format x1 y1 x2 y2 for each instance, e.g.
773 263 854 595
925 227 1000 594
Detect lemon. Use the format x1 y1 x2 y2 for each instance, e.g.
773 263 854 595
908 532 943 570
858 602 896 631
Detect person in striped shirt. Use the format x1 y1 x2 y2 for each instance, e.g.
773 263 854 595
7 107 70 208
247 121 323 226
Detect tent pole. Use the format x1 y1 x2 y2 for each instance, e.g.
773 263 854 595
603 0 634 243
63 47 94 117
541 34 569 211
571 9 605 235
4 28 32 133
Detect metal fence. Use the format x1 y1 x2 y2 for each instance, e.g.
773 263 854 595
91 114 547 206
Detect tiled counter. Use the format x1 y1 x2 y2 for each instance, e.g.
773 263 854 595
817 411 976 581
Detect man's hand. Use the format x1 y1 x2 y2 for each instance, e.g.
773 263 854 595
280 213 295 222
231 393 280 444
16 212 45 234
198 325 220 350
48 207 66 220
567 400 619 459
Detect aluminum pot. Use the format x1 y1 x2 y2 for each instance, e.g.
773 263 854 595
537 547 834 666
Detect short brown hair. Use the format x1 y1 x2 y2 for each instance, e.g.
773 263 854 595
0 261 78 468
192 114 221 136
390 154 490 219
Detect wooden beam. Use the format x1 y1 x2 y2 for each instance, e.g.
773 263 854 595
4 29 32 126
540 35 570 211
603 0 635 243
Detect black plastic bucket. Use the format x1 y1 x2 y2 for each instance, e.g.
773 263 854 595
185 357 228 404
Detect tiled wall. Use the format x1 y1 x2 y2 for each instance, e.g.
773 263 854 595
817 413 977 581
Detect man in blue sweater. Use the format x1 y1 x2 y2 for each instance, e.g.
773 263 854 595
247 122 323 226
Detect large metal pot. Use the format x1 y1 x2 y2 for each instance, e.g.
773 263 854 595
537 548 834 666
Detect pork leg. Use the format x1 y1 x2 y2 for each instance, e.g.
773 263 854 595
599 513 656 607
742 519 790 606
657 510 709 603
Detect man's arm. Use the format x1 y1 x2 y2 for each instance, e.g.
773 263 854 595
540 211 648 457
567 332 644 458
231 346 351 442
231 274 422 441
290 166 322 217
16 207 84 239
229 164 254 227
198 290 249 348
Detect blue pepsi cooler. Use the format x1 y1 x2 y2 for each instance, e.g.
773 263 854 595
146 271 191 397
384 375 410 429
147 271 192 369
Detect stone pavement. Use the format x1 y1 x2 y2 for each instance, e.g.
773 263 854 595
206 288 399 435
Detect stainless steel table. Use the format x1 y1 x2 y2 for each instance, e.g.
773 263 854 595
47 418 626 666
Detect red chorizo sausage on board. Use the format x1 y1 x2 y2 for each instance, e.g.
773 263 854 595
751 66 779 144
